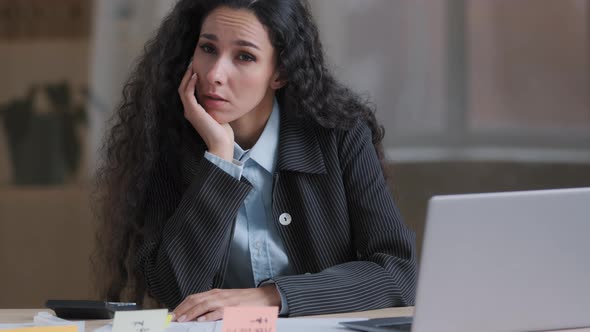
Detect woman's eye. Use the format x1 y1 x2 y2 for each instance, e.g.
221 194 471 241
238 53 256 62
200 44 215 54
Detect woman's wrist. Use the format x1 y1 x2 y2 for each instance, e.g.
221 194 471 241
207 146 233 162
204 129 234 162
259 284 281 307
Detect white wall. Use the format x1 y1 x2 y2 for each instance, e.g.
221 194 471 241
309 0 590 162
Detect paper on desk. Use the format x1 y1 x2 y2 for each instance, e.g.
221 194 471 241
93 321 220 332
95 317 363 332
112 309 168 332
170 318 363 332
167 322 219 332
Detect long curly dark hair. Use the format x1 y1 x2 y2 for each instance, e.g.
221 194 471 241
94 0 387 304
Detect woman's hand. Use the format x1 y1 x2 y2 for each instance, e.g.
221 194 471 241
172 285 281 322
179 62 234 161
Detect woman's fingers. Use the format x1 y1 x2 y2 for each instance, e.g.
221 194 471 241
184 73 200 109
196 309 224 322
183 72 196 111
173 289 224 322
183 73 215 128
184 297 225 322
178 61 193 100
172 295 195 321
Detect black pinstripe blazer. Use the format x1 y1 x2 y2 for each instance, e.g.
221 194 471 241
137 111 417 316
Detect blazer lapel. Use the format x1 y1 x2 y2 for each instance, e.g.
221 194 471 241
277 112 327 175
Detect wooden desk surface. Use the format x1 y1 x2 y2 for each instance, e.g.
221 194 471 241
1 308 589 331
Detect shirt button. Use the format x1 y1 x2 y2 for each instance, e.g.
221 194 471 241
254 241 261 249
279 213 292 226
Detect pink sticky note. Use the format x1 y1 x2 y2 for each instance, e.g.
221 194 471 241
221 306 278 332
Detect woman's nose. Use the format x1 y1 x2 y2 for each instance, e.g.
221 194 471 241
206 58 227 86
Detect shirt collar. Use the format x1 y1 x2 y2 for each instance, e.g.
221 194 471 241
233 98 280 174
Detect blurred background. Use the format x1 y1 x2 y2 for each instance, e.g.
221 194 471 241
0 0 589 307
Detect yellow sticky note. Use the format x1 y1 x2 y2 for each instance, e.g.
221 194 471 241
0 327 77 332
221 306 278 332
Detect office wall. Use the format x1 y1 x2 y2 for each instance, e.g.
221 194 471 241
309 0 449 142
309 0 590 161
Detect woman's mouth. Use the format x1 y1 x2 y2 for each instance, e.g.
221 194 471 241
205 93 227 101
202 93 228 109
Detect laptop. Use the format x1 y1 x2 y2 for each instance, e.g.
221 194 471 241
342 187 590 332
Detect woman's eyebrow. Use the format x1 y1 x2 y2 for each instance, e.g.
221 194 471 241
200 33 260 50
234 40 260 50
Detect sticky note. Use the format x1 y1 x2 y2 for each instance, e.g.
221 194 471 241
166 313 173 326
112 309 168 332
0 327 77 332
221 306 278 332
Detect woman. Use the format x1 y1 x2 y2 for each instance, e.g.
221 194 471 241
95 0 417 321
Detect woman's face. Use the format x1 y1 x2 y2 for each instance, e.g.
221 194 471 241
192 6 282 126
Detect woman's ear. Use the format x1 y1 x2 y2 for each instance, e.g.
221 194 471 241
270 71 287 90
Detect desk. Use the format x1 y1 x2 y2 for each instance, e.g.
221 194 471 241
3 308 409 330
1 308 589 331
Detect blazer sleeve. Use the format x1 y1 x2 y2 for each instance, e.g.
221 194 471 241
272 120 418 316
136 157 251 308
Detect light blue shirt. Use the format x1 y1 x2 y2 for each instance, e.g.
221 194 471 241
203 99 292 314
